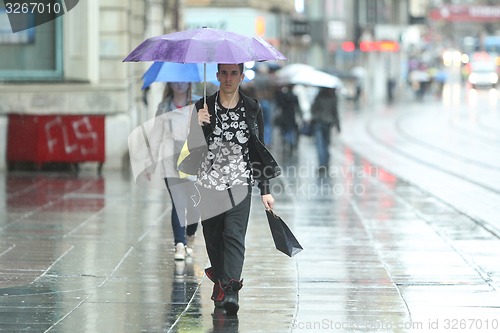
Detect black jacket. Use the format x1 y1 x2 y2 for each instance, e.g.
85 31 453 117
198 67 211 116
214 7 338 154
178 92 281 195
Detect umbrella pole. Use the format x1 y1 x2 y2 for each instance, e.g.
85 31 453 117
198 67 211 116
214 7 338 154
203 62 207 105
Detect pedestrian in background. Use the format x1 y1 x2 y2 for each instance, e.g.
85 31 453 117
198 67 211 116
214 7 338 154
146 82 200 261
310 87 341 173
274 83 302 158
179 63 281 315
253 64 275 147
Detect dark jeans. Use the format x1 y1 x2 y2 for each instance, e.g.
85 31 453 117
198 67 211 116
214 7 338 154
261 99 273 146
165 178 200 245
200 186 251 283
313 122 332 167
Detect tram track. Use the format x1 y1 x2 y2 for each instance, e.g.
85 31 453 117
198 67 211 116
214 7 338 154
338 98 500 239
394 116 499 172
331 126 500 294
449 110 500 144
365 106 500 196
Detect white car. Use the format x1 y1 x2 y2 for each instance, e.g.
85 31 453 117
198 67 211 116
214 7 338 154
468 61 498 89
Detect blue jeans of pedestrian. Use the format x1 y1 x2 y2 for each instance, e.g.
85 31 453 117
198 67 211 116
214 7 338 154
261 99 273 146
313 122 332 167
165 178 199 245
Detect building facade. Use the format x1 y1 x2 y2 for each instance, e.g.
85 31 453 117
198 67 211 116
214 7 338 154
0 0 295 171
0 1 145 171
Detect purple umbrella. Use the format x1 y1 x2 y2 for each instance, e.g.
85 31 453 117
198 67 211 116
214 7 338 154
123 27 287 99
123 27 287 64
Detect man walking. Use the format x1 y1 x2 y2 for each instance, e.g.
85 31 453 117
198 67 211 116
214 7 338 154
179 63 281 315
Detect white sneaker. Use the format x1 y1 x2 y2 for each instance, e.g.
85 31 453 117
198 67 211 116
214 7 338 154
174 242 186 261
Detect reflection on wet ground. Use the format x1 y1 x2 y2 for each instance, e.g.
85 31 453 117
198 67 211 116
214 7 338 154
2 97 500 332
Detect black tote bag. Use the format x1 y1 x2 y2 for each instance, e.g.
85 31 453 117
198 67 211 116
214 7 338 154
266 210 303 257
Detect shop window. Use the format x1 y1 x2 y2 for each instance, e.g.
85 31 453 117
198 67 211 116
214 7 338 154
0 5 62 81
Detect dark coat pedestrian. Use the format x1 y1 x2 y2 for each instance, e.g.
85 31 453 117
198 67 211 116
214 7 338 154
274 84 302 155
310 87 341 171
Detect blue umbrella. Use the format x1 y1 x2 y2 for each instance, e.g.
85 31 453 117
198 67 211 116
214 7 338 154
142 62 220 89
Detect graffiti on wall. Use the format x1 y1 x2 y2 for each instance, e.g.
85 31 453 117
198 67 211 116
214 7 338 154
45 116 99 156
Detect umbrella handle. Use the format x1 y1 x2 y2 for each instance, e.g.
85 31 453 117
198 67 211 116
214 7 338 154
203 63 207 105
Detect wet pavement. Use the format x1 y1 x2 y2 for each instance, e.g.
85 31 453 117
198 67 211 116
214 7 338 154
1 87 500 332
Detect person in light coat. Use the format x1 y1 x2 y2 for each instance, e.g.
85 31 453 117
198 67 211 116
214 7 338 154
146 82 200 260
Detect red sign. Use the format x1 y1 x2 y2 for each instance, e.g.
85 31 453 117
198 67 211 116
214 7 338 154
360 41 378 52
429 5 500 22
342 41 356 52
378 41 399 52
359 41 399 53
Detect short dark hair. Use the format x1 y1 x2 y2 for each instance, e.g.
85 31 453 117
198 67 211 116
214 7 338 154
217 63 244 74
